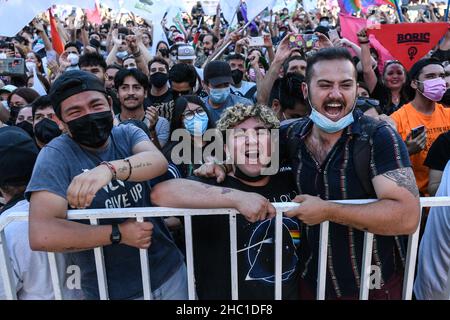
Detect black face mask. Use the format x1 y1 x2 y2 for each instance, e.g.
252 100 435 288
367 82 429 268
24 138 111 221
231 69 244 85
16 121 34 138
440 89 450 106
159 48 169 57
34 118 62 144
67 111 113 148
9 106 21 124
150 72 168 88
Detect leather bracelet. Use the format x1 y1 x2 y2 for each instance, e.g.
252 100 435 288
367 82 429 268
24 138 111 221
100 161 117 180
359 40 370 44
133 49 142 57
123 158 132 181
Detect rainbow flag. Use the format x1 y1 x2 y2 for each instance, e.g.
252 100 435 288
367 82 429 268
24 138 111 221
338 0 362 14
339 0 397 14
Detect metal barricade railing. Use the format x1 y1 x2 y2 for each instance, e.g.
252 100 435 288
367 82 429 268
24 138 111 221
0 197 449 300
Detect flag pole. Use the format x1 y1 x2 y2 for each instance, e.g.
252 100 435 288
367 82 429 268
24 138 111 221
445 0 450 21
393 0 404 23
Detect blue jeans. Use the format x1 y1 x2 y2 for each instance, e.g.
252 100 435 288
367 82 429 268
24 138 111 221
136 263 189 300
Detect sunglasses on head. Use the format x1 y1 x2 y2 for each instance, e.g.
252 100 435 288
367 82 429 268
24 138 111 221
356 97 380 108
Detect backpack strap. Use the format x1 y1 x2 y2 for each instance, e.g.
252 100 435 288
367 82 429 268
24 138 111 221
352 115 391 197
244 85 258 100
285 118 310 161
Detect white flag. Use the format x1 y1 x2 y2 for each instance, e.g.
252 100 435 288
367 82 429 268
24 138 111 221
219 0 240 26
245 0 277 22
302 0 318 13
32 69 47 96
122 0 168 23
0 0 55 37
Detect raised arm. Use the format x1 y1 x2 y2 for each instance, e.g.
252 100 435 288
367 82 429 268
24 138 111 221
357 28 378 93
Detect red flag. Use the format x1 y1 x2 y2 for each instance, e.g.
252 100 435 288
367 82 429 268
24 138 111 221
49 9 64 55
339 13 395 74
86 1 102 25
367 23 449 70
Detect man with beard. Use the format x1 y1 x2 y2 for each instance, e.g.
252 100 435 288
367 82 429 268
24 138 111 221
115 68 170 148
26 70 187 300
194 33 218 69
201 48 421 299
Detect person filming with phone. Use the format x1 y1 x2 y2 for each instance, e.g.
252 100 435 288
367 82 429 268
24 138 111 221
390 59 450 196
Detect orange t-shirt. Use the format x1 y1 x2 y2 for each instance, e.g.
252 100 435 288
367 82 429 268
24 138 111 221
391 103 450 195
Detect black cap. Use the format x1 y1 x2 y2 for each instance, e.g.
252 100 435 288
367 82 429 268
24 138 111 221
0 126 39 187
49 70 107 117
204 61 233 86
409 58 443 80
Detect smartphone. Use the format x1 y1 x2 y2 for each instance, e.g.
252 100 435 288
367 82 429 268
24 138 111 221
303 34 319 50
328 29 339 42
411 125 425 139
248 36 264 47
288 34 304 49
0 58 25 76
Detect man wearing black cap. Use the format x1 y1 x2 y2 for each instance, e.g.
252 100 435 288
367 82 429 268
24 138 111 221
0 127 75 299
202 61 253 124
26 70 187 300
391 58 449 196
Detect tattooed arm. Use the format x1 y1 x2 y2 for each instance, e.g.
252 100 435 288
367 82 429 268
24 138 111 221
330 167 420 235
151 179 276 222
66 140 168 209
286 167 420 235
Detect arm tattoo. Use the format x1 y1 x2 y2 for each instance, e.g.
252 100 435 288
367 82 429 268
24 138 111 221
221 188 232 194
382 167 420 197
132 162 152 169
200 182 232 194
118 165 128 173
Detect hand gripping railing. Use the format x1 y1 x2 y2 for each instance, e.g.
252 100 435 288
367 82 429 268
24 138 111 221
0 197 449 300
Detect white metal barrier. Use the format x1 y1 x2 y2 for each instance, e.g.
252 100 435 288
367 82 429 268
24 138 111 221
0 197 448 300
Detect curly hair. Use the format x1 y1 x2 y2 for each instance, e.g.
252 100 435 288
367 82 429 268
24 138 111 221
216 103 280 132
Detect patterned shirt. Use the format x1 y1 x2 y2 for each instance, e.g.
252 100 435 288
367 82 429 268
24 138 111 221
280 111 411 298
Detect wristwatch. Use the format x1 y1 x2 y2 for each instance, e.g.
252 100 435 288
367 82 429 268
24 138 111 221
110 223 121 245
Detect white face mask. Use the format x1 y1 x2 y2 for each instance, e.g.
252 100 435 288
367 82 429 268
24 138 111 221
26 62 36 73
67 53 79 66
0 53 7 59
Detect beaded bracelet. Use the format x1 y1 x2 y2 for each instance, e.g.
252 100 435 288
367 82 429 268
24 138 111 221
123 158 133 182
100 161 117 180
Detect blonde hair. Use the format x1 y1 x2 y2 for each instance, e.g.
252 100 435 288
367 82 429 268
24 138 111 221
216 103 280 132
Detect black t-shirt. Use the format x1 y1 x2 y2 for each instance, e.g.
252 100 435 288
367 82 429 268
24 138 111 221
424 130 450 171
189 172 301 300
147 88 174 105
371 81 407 115
432 48 450 63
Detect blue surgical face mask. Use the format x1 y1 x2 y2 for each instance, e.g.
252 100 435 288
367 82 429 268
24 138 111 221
209 87 230 104
116 50 128 60
183 112 209 136
307 94 356 133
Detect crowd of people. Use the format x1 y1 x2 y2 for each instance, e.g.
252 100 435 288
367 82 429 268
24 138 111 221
0 0 449 300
